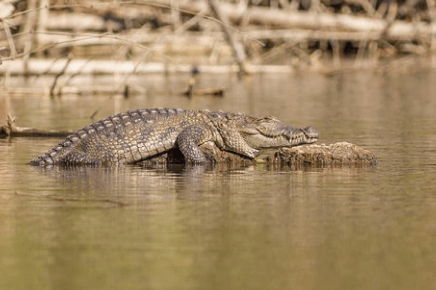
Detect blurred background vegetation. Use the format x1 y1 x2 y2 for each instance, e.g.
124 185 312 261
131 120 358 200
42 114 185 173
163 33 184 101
1 0 436 77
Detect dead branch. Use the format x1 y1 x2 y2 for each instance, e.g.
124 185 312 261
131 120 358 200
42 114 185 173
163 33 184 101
2 0 436 75
2 20 16 59
176 1 436 41
0 59 295 75
207 0 248 74
1 114 73 137
49 54 72 97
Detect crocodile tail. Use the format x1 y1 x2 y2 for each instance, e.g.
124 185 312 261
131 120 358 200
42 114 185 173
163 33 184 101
29 146 62 166
29 154 52 166
29 132 83 166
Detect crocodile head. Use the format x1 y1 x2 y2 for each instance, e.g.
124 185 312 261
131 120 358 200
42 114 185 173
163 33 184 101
239 116 319 149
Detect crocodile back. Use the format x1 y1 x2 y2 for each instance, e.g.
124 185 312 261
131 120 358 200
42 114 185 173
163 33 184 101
30 108 205 165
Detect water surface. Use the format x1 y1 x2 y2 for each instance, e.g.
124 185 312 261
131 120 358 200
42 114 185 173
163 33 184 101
1 71 436 290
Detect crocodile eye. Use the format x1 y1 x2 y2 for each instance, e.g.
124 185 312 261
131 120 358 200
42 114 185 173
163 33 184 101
257 124 268 131
257 125 277 137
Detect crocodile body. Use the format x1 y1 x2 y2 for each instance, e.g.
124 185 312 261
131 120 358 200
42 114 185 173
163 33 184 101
30 108 319 166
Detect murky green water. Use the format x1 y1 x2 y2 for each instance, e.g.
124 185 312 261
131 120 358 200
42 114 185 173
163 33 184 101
1 71 436 290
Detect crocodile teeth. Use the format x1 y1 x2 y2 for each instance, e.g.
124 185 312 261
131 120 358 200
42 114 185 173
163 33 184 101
288 135 304 143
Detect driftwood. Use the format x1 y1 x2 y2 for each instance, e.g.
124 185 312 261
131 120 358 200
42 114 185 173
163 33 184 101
181 74 225 97
181 85 225 97
179 1 436 41
2 0 436 78
0 114 73 137
35 3 436 41
0 59 292 75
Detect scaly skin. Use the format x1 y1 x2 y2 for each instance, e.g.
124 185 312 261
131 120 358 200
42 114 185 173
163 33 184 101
30 108 319 166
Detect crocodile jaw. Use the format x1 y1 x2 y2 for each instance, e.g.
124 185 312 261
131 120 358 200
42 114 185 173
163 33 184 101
286 126 319 146
241 123 319 150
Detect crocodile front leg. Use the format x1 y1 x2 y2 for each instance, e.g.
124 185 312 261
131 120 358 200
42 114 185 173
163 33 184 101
217 121 259 158
176 125 217 164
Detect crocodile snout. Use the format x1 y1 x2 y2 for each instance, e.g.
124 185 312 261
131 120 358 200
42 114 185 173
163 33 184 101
302 126 319 139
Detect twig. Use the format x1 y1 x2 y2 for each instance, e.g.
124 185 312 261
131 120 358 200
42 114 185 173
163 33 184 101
113 35 166 95
1 31 173 62
58 56 95 89
90 108 100 120
5 4 48 20
344 0 375 17
374 2 388 18
174 7 206 34
32 56 63 80
120 1 265 47
2 20 16 59
426 0 436 50
49 55 72 97
5 1 264 47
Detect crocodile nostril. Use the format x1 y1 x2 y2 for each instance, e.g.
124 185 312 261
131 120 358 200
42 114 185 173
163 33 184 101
303 126 319 138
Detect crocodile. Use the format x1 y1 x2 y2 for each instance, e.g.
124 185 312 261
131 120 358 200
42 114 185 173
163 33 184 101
30 108 319 166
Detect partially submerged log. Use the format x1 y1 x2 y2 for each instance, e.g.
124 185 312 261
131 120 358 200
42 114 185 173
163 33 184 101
275 142 377 168
181 75 225 97
139 141 377 169
181 86 225 97
0 115 73 137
